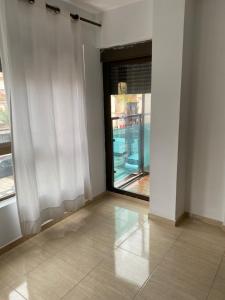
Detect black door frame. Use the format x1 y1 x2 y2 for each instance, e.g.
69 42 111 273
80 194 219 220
101 41 152 201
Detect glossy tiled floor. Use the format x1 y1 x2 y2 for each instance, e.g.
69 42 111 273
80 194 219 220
1 194 225 300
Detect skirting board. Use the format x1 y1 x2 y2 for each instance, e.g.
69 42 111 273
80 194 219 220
175 212 189 226
148 213 176 226
187 212 225 232
149 211 225 231
0 191 107 256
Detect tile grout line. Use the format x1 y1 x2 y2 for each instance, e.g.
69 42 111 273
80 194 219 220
8 233 85 297
13 216 134 299
13 289 27 300
1 281 27 300
116 225 142 248
132 228 185 299
206 248 225 300
60 210 148 299
7 198 225 300
115 214 150 249
60 258 104 299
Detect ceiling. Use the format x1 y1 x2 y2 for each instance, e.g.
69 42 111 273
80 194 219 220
69 0 144 12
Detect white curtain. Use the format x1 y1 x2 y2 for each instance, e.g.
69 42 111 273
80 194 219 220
0 0 92 235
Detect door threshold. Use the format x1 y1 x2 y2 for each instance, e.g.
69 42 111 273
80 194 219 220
117 173 145 190
109 187 149 201
107 191 149 206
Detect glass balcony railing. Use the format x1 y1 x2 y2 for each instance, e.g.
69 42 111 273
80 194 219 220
111 93 151 191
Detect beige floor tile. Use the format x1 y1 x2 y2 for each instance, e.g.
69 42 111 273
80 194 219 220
76 216 140 247
12 256 81 300
30 223 76 255
141 261 212 300
0 240 51 276
139 220 225 300
208 276 225 300
168 234 223 264
62 230 115 258
62 281 131 300
0 286 25 300
169 238 223 266
55 238 105 281
103 248 151 287
63 248 150 300
162 249 218 287
62 206 115 229
114 206 148 224
0 259 23 289
178 231 225 263
217 257 225 280
135 278 201 300
59 202 142 247
88 196 148 225
156 232 222 292
1 195 225 300
182 218 225 237
143 219 183 240
119 223 176 262
181 219 225 254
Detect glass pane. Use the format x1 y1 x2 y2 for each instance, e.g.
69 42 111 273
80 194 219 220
0 70 15 199
143 94 151 172
0 72 10 144
112 94 142 188
0 71 11 145
0 154 15 198
111 93 151 196
111 94 143 118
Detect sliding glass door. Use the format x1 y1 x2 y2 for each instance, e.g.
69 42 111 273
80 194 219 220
102 42 152 200
104 59 151 198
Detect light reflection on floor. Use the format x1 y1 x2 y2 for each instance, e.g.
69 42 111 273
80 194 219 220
1 194 225 299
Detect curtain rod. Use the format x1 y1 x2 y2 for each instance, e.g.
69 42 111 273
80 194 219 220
70 14 102 27
23 0 102 28
46 3 60 14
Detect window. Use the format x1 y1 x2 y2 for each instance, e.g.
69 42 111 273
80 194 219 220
0 61 15 200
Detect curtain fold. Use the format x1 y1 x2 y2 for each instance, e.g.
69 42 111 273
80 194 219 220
0 0 92 235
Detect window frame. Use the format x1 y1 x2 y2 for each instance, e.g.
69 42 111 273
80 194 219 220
0 142 11 156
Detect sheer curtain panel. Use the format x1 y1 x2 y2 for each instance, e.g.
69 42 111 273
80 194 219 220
0 0 92 235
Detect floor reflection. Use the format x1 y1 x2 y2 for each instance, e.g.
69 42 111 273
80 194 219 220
114 248 150 287
1 195 224 300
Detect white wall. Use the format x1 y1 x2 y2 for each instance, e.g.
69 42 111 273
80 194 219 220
0 198 21 247
100 0 153 48
176 0 195 219
150 0 225 224
186 0 225 223
150 0 186 221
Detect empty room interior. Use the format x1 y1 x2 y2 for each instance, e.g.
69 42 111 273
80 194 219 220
1 0 225 299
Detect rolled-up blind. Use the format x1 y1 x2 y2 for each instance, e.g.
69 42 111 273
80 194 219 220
109 60 151 95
